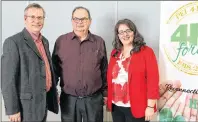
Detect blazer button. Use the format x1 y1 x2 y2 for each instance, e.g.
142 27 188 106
42 75 46 78
41 61 45 65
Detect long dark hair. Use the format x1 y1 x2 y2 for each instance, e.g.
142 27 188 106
112 19 146 57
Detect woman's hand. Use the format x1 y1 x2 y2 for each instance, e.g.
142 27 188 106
145 107 155 121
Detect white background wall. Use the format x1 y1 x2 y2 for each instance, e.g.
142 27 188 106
1 1 160 121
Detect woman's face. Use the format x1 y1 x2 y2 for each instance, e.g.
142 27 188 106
118 24 134 46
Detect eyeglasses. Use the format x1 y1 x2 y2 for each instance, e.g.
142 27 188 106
25 15 45 21
118 29 132 35
72 17 89 23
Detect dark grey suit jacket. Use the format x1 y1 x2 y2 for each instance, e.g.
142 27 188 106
1 28 59 121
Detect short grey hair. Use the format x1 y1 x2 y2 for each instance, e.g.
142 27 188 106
24 3 45 17
72 6 91 19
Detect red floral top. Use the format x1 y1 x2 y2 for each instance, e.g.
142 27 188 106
112 53 131 107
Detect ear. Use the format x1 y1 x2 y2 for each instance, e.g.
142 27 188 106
89 19 92 24
24 16 27 21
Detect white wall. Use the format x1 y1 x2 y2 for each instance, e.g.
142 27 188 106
2 2 30 121
1 1 160 121
117 1 160 58
29 1 117 58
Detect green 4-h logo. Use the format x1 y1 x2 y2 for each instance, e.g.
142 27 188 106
160 108 185 122
160 2 198 121
163 2 198 75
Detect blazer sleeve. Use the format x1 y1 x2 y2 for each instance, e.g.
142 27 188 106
1 38 20 115
52 37 62 86
145 47 160 99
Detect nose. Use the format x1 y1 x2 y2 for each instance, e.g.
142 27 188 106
34 18 41 23
123 32 128 36
78 20 83 24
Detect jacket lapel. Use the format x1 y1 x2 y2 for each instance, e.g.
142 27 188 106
42 37 57 87
128 53 135 84
42 37 54 70
22 28 42 59
42 37 50 59
128 58 132 83
108 51 120 81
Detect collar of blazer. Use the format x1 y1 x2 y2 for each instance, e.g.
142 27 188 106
22 28 48 60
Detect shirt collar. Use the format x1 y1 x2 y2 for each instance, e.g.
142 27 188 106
71 31 94 42
26 28 42 42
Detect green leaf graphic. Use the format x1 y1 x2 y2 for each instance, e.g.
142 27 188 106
172 115 185 122
159 108 173 122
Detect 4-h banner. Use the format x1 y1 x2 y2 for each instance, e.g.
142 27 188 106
158 1 198 122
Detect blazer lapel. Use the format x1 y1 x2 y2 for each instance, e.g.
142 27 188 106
42 37 51 61
128 54 134 84
22 28 42 59
42 37 57 87
42 37 54 71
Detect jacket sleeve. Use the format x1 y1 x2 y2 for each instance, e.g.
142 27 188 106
1 38 20 115
52 37 62 87
145 47 160 99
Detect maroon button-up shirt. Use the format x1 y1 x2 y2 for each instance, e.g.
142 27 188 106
52 31 108 96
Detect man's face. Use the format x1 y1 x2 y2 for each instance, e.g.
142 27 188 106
72 9 91 33
24 7 44 34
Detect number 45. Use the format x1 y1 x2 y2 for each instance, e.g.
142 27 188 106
171 23 198 46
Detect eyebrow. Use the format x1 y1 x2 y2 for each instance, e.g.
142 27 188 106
73 17 89 18
27 15 43 16
119 29 130 31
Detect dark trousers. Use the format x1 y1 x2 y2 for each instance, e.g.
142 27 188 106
60 91 104 122
112 104 149 122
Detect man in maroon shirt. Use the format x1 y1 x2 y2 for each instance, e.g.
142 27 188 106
52 6 108 122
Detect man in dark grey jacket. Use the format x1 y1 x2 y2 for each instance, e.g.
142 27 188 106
1 3 58 122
